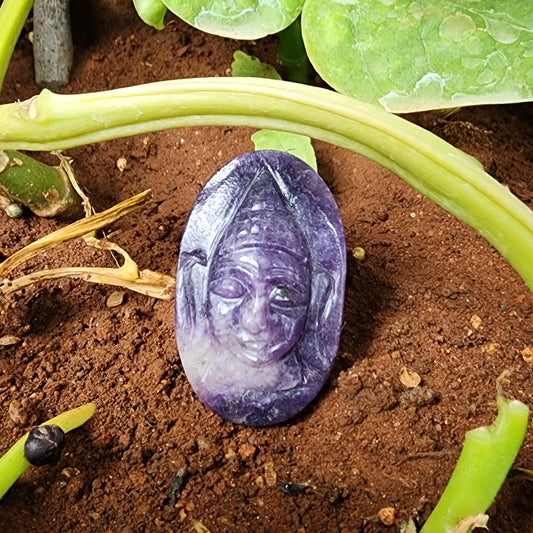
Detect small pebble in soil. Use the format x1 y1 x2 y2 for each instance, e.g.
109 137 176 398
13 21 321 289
225 447 236 460
116 157 127 172
61 466 80 478
238 443 257 458
0 335 21 347
399 386 439 408
8 399 27 426
470 314 482 330
164 467 190 506
24 424 66 466
521 346 533 363
351 246 366 261
400 367 421 388
378 506 396 526
263 461 277 487
5 203 24 218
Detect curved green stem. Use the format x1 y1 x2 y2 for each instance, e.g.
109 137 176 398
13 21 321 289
0 0 35 94
421 393 529 532
0 402 96 499
0 78 532 291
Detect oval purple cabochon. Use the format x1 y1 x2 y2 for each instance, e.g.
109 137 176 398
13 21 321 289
175 150 346 426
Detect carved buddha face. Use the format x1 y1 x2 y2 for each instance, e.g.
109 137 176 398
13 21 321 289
208 246 310 366
207 170 311 367
176 150 347 425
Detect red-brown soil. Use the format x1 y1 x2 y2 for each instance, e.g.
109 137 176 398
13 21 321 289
1 2 532 532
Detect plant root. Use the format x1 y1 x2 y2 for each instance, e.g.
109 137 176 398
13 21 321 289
0 189 175 300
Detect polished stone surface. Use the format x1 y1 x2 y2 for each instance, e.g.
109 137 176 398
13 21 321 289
175 150 346 425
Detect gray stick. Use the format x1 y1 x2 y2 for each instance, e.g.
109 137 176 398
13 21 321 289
33 0 73 90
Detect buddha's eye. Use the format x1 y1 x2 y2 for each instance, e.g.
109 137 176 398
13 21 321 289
270 284 294 306
211 278 246 299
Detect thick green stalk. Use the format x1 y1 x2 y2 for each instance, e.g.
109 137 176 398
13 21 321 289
0 0 35 94
0 402 96 499
0 78 532 292
0 0 83 220
421 394 529 532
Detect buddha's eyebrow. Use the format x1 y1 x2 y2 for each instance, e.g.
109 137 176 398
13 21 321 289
267 266 305 279
213 260 258 278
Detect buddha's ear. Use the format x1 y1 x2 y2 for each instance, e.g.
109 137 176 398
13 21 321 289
311 266 334 322
176 249 208 332
301 266 332 369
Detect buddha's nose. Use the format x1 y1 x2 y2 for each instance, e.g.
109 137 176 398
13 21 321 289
242 296 268 335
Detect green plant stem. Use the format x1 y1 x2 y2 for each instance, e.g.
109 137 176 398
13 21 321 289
0 0 35 94
0 0 84 220
420 394 529 532
0 78 533 291
0 402 95 499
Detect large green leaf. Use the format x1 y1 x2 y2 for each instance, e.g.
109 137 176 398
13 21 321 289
162 0 304 39
302 0 533 112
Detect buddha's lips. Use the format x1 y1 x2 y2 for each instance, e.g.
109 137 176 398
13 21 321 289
235 340 279 364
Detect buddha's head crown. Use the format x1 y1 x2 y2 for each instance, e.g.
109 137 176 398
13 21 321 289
214 169 308 261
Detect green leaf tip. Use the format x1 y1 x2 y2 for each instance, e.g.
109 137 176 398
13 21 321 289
45 401 96 433
251 130 317 170
133 0 167 30
231 51 281 81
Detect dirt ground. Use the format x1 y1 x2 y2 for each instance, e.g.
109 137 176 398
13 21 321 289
1 2 532 532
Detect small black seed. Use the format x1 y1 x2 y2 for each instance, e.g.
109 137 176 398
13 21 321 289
279 481 307 497
24 424 66 466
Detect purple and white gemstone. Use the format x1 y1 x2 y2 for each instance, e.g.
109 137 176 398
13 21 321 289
175 150 346 426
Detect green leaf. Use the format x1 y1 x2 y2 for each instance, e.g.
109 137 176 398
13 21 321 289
132 0 167 30
251 130 317 170
232 50 281 80
302 0 533 112
161 0 304 39
277 18 309 84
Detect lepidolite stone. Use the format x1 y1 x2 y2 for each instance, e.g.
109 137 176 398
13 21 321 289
175 150 346 426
